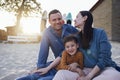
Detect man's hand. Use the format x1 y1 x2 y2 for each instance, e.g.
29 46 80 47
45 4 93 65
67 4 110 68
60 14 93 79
28 67 49 75
35 67 49 75
28 68 38 74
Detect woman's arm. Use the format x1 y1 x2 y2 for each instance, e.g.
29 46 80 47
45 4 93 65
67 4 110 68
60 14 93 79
86 65 100 79
75 68 85 77
77 65 100 80
96 29 112 70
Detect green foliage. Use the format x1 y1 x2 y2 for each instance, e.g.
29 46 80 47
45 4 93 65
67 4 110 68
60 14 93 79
0 0 42 16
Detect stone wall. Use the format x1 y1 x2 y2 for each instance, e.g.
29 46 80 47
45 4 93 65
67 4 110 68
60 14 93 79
0 29 7 41
90 0 112 40
90 0 120 42
6 26 17 36
112 0 120 41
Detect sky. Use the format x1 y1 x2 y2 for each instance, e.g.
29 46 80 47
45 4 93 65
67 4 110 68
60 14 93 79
0 0 98 34
39 0 98 19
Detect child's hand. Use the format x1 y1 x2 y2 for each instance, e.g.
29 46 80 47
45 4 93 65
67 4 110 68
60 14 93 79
68 63 78 71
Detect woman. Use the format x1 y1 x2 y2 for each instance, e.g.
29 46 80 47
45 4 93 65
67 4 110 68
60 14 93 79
53 11 120 80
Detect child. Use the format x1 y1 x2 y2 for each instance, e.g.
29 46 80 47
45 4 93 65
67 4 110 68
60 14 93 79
55 35 85 76
26 35 84 80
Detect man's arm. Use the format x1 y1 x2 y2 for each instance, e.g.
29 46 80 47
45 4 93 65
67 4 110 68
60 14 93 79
34 57 61 75
37 31 50 68
46 57 61 70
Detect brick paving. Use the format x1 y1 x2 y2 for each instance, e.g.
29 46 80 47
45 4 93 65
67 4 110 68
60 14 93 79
0 41 120 80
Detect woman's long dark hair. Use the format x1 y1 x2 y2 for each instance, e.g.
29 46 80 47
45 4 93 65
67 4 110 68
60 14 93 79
79 11 93 49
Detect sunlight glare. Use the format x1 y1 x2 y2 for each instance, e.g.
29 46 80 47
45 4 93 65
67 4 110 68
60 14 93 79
21 17 40 34
0 11 15 30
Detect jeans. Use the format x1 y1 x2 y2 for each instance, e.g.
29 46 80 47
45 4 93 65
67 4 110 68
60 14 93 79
16 62 57 80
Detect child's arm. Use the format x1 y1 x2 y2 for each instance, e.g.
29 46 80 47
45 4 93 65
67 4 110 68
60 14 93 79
68 51 84 71
68 62 79 71
59 51 70 69
78 52 84 69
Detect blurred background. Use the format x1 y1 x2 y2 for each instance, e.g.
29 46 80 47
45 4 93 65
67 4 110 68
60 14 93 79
0 0 120 80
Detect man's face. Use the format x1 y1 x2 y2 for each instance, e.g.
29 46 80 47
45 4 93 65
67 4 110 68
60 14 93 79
49 12 63 30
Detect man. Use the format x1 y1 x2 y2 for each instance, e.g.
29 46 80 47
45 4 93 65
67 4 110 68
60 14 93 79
17 9 78 80
37 9 78 68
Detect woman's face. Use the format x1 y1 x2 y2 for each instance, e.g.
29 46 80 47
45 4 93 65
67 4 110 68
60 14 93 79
74 13 86 30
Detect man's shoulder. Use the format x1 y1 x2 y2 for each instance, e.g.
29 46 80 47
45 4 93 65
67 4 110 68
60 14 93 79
63 24 74 28
63 24 78 32
43 26 51 33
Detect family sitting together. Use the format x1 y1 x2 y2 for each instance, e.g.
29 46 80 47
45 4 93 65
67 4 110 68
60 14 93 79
16 9 120 80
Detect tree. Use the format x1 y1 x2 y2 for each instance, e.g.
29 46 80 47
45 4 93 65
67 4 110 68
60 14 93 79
0 0 42 35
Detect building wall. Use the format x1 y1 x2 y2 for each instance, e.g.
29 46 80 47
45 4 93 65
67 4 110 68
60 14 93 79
91 0 112 40
0 29 7 41
112 0 120 41
6 26 17 36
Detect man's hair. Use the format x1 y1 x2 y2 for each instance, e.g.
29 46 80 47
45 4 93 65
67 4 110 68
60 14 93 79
63 35 78 45
48 9 61 19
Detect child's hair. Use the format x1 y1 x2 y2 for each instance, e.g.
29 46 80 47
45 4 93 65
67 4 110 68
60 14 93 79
63 35 78 45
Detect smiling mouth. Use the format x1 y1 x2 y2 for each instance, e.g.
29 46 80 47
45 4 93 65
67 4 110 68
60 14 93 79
69 51 74 53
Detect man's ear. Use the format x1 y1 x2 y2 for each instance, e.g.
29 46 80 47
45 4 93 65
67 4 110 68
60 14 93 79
49 19 51 23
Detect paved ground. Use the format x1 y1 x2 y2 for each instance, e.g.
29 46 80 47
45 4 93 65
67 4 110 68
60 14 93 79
0 41 120 80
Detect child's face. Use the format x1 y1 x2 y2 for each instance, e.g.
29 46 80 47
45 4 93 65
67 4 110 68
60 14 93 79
65 41 79 56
